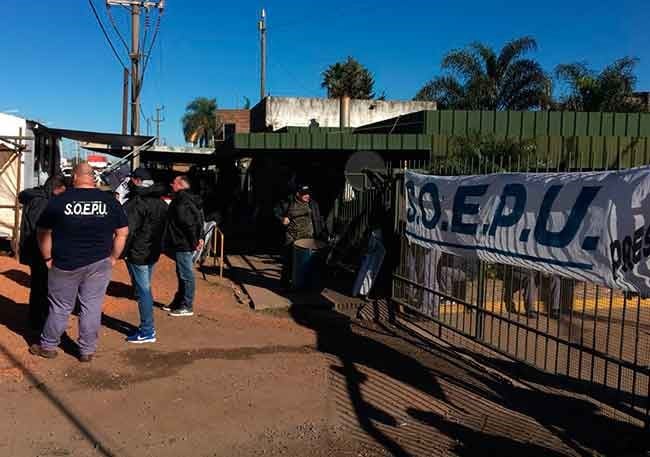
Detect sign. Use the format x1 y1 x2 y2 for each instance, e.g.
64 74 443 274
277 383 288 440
405 168 650 295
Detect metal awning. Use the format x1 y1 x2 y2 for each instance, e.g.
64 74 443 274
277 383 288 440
28 121 154 153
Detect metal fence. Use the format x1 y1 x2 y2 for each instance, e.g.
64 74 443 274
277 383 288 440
389 132 650 429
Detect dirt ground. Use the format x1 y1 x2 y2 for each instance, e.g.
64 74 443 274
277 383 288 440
0 256 647 457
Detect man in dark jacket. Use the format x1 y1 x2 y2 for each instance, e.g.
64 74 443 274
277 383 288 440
163 175 204 317
273 184 326 288
18 175 67 331
123 168 168 343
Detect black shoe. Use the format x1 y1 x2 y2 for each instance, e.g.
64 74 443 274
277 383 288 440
169 307 194 317
162 302 179 312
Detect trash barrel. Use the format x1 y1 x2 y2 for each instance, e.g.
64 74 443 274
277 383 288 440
292 239 327 289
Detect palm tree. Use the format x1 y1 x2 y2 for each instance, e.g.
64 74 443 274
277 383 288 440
322 57 375 99
182 97 218 147
554 57 643 112
415 37 550 110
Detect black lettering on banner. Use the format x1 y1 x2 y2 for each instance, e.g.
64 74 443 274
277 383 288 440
633 226 644 264
622 236 633 272
419 182 442 229
452 185 489 235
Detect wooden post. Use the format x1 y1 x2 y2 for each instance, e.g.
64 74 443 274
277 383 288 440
12 128 23 256
219 231 224 278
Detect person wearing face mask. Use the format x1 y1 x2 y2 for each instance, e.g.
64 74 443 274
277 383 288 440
122 167 168 343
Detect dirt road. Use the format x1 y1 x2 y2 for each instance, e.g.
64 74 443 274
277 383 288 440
0 256 646 456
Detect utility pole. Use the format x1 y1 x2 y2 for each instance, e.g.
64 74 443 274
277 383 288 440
122 68 129 134
154 105 165 145
106 0 164 167
258 8 266 101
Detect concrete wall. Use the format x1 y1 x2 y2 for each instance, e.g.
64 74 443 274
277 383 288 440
251 96 437 132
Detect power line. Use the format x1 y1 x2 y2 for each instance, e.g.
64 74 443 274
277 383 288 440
106 5 130 52
137 11 162 98
87 0 130 73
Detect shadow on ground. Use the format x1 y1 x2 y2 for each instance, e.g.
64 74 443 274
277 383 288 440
288 303 649 457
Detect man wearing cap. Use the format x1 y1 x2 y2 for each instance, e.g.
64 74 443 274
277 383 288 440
123 167 168 343
273 185 327 288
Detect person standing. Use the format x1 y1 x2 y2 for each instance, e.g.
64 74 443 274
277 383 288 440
163 175 204 317
29 163 128 362
18 175 67 332
123 168 168 343
273 185 326 289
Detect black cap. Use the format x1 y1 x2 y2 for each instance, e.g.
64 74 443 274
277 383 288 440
130 167 152 181
297 184 311 195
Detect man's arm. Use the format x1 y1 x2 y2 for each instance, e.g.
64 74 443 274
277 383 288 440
37 228 53 269
273 200 290 226
110 226 129 265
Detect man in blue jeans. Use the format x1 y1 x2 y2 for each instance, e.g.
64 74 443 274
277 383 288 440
163 175 204 317
123 168 168 343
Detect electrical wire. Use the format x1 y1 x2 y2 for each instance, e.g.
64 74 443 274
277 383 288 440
106 5 130 53
137 11 162 98
87 0 130 73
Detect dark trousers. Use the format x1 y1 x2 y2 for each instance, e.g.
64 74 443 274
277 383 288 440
280 243 293 287
28 261 49 331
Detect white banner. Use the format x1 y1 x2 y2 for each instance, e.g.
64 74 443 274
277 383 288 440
405 168 650 295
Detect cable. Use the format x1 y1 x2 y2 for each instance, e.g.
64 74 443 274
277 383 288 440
87 0 130 73
106 5 130 52
137 11 162 98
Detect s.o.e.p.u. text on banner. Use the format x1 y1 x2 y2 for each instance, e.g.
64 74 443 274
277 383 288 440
404 167 650 295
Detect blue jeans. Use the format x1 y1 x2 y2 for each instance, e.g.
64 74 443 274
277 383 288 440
173 252 195 310
126 262 155 333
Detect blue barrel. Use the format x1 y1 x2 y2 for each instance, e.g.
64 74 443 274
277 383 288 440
292 239 327 289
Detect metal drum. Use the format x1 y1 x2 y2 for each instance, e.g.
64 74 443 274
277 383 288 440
292 238 327 289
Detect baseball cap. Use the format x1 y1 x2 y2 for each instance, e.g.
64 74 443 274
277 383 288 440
297 184 311 195
130 167 152 181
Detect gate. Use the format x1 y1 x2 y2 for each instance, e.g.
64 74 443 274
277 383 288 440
389 123 650 429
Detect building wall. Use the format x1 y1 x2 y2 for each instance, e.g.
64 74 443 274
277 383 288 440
250 96 437 132
216 109 250 134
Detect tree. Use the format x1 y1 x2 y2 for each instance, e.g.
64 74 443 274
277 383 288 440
182 97 218 147
554 57 643 112
322 56 375 99
415 37 550 110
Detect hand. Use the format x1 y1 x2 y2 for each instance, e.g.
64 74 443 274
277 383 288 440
109 257 117 267
282 217 290 226
196 239 205 251
45 259 53 270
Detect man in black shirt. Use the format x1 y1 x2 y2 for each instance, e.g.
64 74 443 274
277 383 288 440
29 163 128 363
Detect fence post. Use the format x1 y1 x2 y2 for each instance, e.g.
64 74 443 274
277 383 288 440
475 261 487 340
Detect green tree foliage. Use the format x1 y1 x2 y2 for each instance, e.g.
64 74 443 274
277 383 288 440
415 37 550 110
554 57 643 112
433 133 539 174
322 57 375 99
182 97 218 147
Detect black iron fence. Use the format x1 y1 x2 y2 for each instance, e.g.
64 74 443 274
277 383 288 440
389 137 650 429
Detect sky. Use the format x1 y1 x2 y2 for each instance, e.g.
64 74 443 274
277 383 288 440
1 0 649 148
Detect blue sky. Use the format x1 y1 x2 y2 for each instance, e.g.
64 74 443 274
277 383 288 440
1 0 649 147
